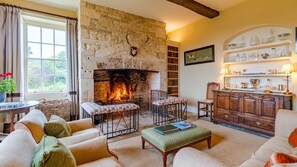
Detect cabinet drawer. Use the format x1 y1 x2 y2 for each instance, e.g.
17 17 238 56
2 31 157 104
217 112 239 123
243 118 274 131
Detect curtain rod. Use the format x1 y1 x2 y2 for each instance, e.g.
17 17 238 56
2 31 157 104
0 3 77 20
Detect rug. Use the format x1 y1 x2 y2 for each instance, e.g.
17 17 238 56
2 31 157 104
109 119 268 167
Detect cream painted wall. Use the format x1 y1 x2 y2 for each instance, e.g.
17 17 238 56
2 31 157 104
0 0 76 18
168 0 297 112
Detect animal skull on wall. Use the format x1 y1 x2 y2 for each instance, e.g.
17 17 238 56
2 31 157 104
126 30 150 57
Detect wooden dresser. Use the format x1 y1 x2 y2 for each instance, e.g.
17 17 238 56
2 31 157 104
213 90 292 135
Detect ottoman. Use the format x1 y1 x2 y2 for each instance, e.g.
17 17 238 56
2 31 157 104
141 126 211 167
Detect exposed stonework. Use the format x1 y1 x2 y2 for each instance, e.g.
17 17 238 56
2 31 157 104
78 1 167 103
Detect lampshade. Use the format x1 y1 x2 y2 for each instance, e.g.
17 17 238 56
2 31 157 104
281 64 293 74
220 68 228 75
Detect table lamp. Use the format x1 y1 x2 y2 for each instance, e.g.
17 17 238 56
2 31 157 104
220 68 228 90
281 64 293 95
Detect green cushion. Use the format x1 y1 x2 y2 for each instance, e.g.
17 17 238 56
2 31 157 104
44 115 72 138
141 126 211 152
32 135 76 167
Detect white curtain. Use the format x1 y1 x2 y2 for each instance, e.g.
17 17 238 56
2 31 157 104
67 19 79 120
0 5 22 132
0 5 22 96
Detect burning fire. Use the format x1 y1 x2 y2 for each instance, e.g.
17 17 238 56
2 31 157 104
109 82 131 101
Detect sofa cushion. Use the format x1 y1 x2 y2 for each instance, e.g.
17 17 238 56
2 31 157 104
0 130 36 167
264 153 297 167
44 115 72 138
289 128 297 147
59 131 100 146
251 136 293 162
72 127 99 137
32 135 76 167
77 157 121 167
16 109 48 143
238 159 265 167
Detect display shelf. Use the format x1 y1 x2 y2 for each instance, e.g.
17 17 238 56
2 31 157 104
224 56 291 65
225 74 289 78
224 40 291 54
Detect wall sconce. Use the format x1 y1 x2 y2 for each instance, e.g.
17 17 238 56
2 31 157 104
220 67 229 90
281 64 293 95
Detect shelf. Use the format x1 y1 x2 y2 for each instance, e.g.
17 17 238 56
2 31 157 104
228 88 286 94
225 74 290 78
224 40 291 54
167 86 178 88
224 56 291 65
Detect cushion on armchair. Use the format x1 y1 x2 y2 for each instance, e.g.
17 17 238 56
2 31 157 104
32 135 76 167
44 115 72 138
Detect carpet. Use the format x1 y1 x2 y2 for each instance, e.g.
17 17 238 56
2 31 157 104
109 119 268 167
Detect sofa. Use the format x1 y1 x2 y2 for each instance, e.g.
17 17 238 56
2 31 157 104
0 130 121 167
14 109 101 146
173 109 297 167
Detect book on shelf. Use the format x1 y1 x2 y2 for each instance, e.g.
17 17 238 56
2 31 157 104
171 121 195 130
154 124 179 135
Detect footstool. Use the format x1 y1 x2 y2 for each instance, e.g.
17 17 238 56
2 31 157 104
141 125 211 167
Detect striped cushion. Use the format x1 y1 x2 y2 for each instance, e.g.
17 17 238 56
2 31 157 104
81 102 139 115
141 126 211 152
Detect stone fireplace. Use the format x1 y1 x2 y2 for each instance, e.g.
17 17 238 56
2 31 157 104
78 1 167 114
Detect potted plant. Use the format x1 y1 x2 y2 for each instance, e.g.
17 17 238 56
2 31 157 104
0 72 16 102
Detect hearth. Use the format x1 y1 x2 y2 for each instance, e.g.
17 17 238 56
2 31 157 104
94 69 159 109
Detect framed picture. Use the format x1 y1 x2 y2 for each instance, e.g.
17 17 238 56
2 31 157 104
184 45 215 66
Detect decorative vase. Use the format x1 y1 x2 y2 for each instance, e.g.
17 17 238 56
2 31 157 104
0 92 6 103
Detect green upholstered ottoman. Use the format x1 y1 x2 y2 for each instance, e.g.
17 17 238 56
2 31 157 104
141 126 211 167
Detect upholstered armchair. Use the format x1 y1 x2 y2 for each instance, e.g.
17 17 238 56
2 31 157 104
14 109 101 146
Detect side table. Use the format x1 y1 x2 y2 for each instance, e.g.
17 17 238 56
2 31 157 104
0 101 39 133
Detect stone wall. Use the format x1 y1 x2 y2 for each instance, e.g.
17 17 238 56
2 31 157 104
78 1 167 104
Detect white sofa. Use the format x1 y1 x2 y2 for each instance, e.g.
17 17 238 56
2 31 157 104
14 109 101 146
173 109 297 167
0 130 121 167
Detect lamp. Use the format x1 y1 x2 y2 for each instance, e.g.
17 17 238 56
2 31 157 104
281 64 293 95
220 68 228 90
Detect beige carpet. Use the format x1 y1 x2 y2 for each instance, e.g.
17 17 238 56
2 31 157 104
109 120 268 167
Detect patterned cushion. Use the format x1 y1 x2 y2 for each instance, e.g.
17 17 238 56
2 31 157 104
152 97 188 106
141 126 211 152
81 102 139 115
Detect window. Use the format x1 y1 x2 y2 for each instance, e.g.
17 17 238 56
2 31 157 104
23 19 67 93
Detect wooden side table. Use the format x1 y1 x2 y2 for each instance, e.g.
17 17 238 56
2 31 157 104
0 101 39 133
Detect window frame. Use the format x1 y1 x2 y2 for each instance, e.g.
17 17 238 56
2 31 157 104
23 18 68 95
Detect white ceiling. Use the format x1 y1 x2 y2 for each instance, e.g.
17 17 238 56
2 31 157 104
26 0 247 32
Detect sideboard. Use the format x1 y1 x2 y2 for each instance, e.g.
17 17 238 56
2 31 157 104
213 90 292 135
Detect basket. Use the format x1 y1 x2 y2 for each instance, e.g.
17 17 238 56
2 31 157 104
36 98 71 121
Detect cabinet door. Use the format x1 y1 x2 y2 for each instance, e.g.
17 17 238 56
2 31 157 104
217 93 229 110
229 94 240 112
242 94 258 115
259 95 278 119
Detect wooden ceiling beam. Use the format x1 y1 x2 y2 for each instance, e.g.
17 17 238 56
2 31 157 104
167 0 220 19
